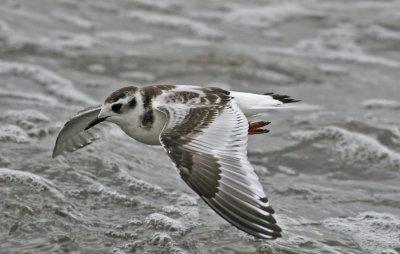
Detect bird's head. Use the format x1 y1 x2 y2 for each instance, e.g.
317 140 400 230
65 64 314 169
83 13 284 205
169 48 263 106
85 86 140 130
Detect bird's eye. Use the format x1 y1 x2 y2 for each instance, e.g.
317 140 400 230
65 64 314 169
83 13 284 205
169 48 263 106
111 103 123 113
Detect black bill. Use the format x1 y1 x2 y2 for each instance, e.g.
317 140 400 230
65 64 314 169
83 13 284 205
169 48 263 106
85 116 108 131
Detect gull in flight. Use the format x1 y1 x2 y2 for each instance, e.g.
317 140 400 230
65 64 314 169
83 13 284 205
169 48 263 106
53 84 299 239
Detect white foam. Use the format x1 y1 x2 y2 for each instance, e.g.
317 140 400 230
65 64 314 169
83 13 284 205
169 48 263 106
127 0 181 12
87 183 146 207
291 126 400 169
149 232 173 246
0 18 10 32
166 37 211 47
364 25 400 42
0 109 50 132
189 10 225 22
0 61 96 104
116 170 165 195
87 64 106 74
118 71 155 82
226 3 323 28
292 24 400 67
362 98 400 110
39 34 98 50
233 67 293 85
144 194 198 235
0 125 30 143
333 1 398 10
323 212 400 254
0 87 59 106
278 165 297 176
52 11 93 29
150 232 186 254
253 164 270 175
2 109 50 123
262 24 399 68
95 31 153 43
0 168 63 198
254 69 293 84
128 11 224 39
296 24 360 53
5 32 98 53
317 64 349 75
145 213 185 232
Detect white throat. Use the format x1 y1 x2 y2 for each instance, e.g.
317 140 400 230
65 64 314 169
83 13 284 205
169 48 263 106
111 98 167 145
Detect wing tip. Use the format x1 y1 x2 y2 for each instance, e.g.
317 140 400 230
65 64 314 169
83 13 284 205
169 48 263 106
242 217 283 240
257 231 282 240
264 93 301 104
259 196 275 214
203 196 283 240
252 222 282 240
52 144 59 158
52 148 63 158
52 147 63 158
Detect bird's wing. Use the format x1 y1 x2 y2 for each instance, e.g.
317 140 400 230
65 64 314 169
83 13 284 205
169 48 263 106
52 105 103 158
156 90 282 239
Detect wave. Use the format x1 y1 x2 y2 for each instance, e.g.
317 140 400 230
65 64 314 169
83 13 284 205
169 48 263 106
291 126 400 170
0 61 95 104
323 212 400 254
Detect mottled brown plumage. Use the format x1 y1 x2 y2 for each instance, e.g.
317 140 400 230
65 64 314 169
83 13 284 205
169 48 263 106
140 85 176 128
105 86 138 104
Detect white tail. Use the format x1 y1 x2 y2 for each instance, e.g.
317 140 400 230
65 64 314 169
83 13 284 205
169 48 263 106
231 91 299 117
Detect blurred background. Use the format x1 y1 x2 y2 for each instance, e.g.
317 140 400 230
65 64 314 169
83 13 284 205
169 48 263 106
0 0 400 253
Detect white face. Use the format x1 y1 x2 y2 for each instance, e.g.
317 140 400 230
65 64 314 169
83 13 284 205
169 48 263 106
85 87 142 131
98 92 140 126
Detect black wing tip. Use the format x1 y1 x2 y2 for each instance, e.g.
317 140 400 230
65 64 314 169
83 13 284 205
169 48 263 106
264 92 301 104
203 196 283 240
259 197 275 214
250 222 283 240
259 231 282 240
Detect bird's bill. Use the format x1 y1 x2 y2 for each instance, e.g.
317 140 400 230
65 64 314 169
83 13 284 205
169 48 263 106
85 116 108 130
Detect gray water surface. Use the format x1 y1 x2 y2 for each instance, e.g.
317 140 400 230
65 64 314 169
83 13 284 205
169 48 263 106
1 0 400 253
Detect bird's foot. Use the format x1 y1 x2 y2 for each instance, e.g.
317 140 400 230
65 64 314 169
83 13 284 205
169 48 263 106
248 121 271 135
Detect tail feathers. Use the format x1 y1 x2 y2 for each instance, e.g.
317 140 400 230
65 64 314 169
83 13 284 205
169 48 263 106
230 91 300 117
264 93 300 104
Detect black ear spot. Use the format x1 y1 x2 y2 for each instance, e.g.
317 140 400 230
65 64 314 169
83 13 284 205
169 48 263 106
111 103 123 113
129 98 137 108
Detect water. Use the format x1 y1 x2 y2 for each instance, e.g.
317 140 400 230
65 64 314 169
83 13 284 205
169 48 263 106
1 0 400 253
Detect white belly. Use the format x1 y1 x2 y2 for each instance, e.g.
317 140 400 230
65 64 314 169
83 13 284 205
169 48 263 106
119 110 167 145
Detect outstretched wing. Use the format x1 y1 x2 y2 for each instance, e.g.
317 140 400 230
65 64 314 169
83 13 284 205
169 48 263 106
53 105 103 158
156 89 282 239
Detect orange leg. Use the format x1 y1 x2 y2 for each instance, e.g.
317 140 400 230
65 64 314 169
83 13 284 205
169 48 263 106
248 121 271 135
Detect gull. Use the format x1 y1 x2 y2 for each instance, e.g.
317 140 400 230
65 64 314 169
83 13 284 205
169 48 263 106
53 84 299 239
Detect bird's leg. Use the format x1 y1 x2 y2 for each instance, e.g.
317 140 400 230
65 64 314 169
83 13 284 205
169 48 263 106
248 121 271 135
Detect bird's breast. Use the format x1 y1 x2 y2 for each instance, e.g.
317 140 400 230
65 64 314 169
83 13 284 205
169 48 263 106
119 110 167 145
